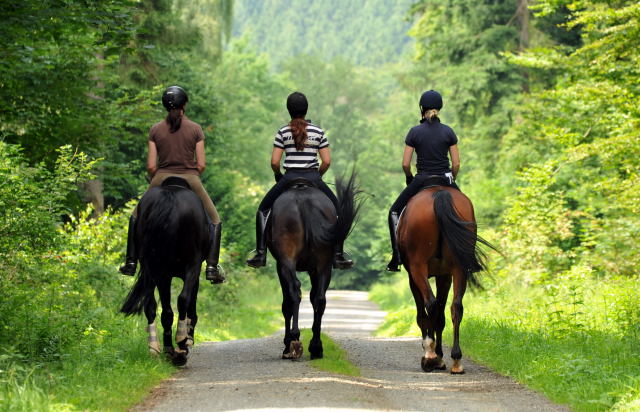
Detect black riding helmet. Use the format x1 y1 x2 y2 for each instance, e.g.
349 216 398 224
286 92 308 118
162 86 189 111
419 90 443 111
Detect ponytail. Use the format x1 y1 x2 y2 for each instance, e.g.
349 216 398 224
166 108 183 133
290 118 308 151
422 108 439 124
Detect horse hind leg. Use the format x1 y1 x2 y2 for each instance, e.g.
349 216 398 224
450 266 467 374
186 275 200 348
433 275 452 371
278 261 303 360
408 261 440 372
157 279 182 365
308 264 331 359
143 291 161 355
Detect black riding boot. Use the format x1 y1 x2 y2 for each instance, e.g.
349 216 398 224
386 211 402 272
246 210 270 268
119 215 137 276
333 241 354 269
205 222 225 284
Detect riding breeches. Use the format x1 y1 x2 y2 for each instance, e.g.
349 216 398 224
133 172 221 224
389 173 460 214
258 169 338 212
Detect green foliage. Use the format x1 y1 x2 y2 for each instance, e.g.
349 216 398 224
371 271 640 411
233 0 415 68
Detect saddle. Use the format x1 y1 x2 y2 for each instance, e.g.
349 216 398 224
418 175 457 191
161 176 192 190
286 177 317 190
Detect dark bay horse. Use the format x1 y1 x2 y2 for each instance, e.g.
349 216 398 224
398 186 494 374
120 177 209 366
269 173 360 360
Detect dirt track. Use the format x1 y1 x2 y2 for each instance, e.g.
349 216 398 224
133 290 567 412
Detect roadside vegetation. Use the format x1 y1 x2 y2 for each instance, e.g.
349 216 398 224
2 0 638 410
300 330 361 377
371 271 640 411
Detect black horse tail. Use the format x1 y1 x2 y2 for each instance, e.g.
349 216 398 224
120 267 155 315
120 188 179 315
432 190 494 288
334 170 362 246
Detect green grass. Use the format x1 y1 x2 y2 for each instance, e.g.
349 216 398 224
370 272 640 411
1 265 283 412
300 329 361 376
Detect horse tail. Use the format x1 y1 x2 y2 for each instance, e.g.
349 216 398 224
120 268 155 315
120 188 179 315
334 170 362 245
299 195 335 247
432 190 494 288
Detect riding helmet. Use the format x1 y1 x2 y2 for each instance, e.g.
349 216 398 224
286 92 308 118
419 90 443 110
162 86 189 111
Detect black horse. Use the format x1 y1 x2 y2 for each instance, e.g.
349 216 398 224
120 177 209 366
270 172 360 360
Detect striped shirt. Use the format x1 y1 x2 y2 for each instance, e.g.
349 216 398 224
273 122 329 170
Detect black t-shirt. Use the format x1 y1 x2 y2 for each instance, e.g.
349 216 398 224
405 119 458 174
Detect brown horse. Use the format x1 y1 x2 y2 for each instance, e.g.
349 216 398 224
397 186 493 374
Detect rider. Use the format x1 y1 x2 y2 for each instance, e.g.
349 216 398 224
246 91 353 269
386 90 460 272
119 86 225 284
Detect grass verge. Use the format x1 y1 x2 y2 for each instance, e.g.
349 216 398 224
300 329 360 377
369 272 640 411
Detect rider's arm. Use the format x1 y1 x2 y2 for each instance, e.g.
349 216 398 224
271 147 284 176
449 144 460 179
147 140 158 177
318 147 331 176
402 145 414 178
196 140 206 175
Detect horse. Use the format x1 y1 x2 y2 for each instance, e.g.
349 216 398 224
120 176 210 366
397 186 494 374
269 172 360 360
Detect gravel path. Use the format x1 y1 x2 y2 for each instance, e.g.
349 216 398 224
133 290 567 412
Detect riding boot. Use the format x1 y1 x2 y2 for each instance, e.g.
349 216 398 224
119 215 137 276
205 222 225 284
333 241 354 269
246 210 270 268
386 211 402 272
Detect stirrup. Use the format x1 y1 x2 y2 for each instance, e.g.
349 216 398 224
119 261 137 276
333 251 354 269
386 257 401 272
246 250 266 268
206 264 226 284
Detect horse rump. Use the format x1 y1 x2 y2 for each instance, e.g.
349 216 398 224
432 190 495 287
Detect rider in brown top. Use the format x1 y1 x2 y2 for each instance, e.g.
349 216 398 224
119 86 225 284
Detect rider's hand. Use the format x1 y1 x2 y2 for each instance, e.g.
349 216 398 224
274 172 283 182
405 174 414 186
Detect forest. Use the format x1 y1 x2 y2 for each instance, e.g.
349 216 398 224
1 0 638 410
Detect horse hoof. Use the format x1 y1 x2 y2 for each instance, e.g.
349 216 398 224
172 352 188 367
451 359 464 374
310 352 323 360
288 340 303 360
421 356 443 372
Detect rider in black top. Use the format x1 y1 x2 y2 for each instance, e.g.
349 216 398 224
246 92 353 270
386 90 461 272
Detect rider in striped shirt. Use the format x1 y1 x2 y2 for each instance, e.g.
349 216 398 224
246 92 353 269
